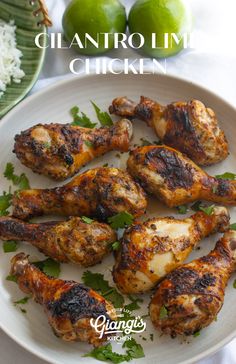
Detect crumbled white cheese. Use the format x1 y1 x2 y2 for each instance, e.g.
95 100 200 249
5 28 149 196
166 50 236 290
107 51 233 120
0 20 25 98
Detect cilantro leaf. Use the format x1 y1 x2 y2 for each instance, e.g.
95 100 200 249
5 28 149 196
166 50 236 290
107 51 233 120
91 101 113 126
81 216 94 224
33 258 61 278
159 305 168 319
3 240 18 253
6 274 17 283
84 140 94 148
0 191 12 215
108 212 134 229
122 338 145 359
233 279 236 289
70 105 96 128
4 163 30 190
193 331 201 337
176 205 188 214
14 296 30 305
84 343 129 364
215 172 236 180
191 201 215 216
124 295 143 312
230 223 236 230
111 241 121 251
82 271 124 308
199 205 215 216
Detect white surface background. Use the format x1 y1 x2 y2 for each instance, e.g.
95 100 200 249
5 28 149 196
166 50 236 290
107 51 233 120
1 0 236 363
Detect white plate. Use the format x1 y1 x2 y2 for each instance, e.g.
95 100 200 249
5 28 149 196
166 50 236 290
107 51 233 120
0 73 236 364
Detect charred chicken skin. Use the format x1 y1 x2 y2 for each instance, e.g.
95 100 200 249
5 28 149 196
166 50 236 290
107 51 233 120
12 167 147 220
127 145 236 207
109 96 228 166
149 230 236 337
10 253 116 346
113 207 229 294
14 119 133 180
0 216 116 267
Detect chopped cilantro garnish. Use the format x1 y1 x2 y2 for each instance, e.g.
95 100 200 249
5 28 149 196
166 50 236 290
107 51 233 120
81 216 94 224
82 271 124 308
33 258 61 278
4 163 30 190
108 212 134 229
70 105 96 128
14 296 30 305
111 241 121 251
193 331 201 337
199 205 215 216
84 338 145 363
6 274 17 283
215 172 236 180
122 338 145 359
84 140 94 148
91 101 113 126
124 295 143 312
191 201 215 216
0 191 12 215
3 240 18 253
84 343 129 363
176 205 188 214
230 223 236 230
159 305 168 319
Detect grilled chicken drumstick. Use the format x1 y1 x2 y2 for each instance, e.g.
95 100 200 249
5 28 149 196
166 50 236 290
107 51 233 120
149 230 236 337
14 119 133 180
127 145 236 207
12 167 147 220
0 216 117 267
113 207 229 294
10 253 116 345
109 96 228 166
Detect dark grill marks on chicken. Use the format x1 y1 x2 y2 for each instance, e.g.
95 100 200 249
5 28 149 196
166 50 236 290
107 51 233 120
0 216 117 266
10 253 117 346
127 145 236 207
12 167 147 220
14 119 133 180
149 230 236 337
110 96 229 166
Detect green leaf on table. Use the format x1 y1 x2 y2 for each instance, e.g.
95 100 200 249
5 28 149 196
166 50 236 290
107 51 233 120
82 271 124 308
108 212 134 229
91 101 113 126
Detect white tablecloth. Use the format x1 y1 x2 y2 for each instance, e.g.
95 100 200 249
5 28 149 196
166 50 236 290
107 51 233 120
1 0 236 363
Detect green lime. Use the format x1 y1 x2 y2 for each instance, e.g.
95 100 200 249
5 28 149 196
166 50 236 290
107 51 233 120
128 0 192 58
62 0 127 55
